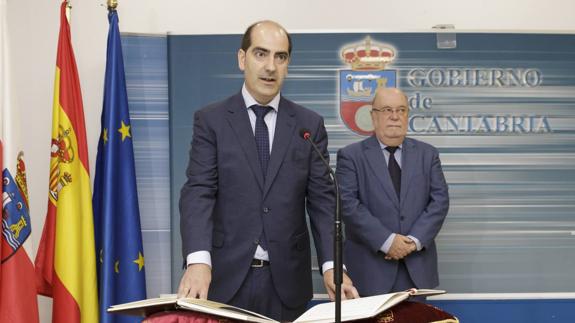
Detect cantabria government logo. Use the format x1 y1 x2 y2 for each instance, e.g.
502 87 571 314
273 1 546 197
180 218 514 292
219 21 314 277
339 37 397 135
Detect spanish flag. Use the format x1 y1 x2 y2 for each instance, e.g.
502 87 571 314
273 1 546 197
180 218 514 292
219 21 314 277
35 2 99 322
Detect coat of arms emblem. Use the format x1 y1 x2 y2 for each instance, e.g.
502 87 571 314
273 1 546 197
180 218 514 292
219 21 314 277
339 37 397 135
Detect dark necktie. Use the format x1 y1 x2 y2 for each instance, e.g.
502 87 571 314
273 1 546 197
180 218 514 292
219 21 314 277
251 104 272 251
251 105 272 177
385 146 401 198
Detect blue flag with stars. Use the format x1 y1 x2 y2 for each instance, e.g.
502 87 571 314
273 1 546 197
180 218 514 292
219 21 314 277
93 8 146 323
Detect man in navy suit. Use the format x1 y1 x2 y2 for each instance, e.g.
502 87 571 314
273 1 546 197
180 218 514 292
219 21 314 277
177 20 358 321
336 87 449 296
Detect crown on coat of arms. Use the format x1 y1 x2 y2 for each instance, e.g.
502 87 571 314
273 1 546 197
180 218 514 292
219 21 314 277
341 37 396 71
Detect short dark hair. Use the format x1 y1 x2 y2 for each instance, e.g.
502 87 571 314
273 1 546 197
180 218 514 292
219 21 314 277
241 21 292 55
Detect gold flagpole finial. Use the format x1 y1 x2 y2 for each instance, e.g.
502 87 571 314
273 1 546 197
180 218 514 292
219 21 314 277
107 0 118 11
65 0 72 23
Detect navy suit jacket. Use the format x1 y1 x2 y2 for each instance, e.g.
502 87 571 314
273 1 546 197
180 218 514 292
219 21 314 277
336 135 449 296
179 93 335 308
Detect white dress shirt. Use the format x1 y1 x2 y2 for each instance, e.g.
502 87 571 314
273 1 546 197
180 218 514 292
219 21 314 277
377 140 423 253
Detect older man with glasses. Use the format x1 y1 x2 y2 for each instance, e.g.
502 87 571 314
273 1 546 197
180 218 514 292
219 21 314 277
336 87 450 297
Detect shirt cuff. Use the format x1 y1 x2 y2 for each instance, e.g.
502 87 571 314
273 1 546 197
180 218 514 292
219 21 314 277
407 235 422 251
381 233 396 254
321 261 347 274
186 251 212 268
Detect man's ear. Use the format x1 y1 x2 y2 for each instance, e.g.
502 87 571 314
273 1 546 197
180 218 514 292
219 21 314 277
238 49 246 71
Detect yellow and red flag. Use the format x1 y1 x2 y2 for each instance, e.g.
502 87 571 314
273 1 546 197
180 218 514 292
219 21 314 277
1 0 40 321
35 1 99 322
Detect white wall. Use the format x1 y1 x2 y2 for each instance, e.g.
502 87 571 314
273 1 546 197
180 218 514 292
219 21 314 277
5 0 575 322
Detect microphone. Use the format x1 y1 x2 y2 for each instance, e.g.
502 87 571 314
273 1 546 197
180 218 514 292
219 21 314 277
299 129 336 182
300 128 312 140
300 128 343 323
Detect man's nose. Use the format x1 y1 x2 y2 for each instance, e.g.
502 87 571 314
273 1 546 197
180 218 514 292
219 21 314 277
264 56 276 72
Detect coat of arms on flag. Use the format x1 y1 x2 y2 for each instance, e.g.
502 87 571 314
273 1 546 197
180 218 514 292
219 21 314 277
339 37 397 135
2 153 31 260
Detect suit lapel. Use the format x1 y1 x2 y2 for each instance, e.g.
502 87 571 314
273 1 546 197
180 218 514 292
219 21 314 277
225 94 264 191
400 138 417 209
363 136 400 207
263 97 296 198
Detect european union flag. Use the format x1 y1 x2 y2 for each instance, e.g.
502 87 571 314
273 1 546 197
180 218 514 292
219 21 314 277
93 8 146 323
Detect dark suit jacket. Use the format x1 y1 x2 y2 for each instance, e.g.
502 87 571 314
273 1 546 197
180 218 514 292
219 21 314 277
179 93 335 308
336 136 449 296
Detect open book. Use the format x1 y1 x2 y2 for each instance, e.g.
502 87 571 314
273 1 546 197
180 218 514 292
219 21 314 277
108 296 276 323
293 289 444 323
108 289 445 323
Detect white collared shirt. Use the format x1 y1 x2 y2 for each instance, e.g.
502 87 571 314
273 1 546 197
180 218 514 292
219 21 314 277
242 84 279 154
241 84 281 261
376 138 423 253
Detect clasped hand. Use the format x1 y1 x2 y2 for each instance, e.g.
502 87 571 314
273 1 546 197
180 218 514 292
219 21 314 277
384 234 416 260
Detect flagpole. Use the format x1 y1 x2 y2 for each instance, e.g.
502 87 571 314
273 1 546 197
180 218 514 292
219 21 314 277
65 0 71 23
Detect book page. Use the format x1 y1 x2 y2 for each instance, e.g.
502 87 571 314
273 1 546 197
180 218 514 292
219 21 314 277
177 298 278 323
108 296 278 322
107 296 180 317
407 288 446 297
293 293 408 323
108 296 177 311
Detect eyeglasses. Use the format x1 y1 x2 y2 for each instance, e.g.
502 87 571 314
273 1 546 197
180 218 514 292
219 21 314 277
371 107 408 116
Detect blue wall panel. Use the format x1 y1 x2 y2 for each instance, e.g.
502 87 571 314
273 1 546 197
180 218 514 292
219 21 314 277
105 31 575 321
168 32 575 296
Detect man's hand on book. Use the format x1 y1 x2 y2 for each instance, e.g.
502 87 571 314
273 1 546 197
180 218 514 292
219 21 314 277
177 263 212 299
384 234 417 260
323 269 360 301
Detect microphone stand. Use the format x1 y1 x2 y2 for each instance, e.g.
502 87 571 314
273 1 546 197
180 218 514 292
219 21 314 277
333 171 343 323
302 131 343 323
